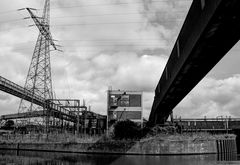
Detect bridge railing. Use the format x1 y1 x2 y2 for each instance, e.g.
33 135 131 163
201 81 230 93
0 76 45 103
0 76 77 122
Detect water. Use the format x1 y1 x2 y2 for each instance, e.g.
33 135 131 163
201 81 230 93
0 150 238 165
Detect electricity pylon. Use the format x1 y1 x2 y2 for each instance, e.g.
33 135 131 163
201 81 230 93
18 0 57 128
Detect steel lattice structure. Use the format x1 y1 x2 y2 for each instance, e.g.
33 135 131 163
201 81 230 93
18 0 56 126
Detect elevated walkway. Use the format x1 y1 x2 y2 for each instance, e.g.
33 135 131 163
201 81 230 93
0 76 76 122
149 0 240 125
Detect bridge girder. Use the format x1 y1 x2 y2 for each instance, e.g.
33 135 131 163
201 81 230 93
149 0 240 125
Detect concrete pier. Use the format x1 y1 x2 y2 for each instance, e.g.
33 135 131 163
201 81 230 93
0 134 236 155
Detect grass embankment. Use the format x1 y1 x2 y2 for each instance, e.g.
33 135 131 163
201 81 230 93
0 132 234 144
141 132 236 143
0 121 235 144
0 133 103 143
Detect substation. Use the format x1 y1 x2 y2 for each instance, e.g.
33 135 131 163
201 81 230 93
0 0 107 135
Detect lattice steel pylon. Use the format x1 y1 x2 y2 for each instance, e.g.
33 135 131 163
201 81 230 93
18 0 57 127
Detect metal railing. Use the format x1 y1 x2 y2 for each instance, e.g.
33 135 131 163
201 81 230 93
0 76 76 121
0 76 45 103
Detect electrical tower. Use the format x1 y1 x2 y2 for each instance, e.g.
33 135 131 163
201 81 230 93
18 0 56 127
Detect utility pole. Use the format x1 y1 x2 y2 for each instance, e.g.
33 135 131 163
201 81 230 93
17 0 57 133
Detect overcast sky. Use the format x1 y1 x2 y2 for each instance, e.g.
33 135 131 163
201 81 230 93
1 0 240 120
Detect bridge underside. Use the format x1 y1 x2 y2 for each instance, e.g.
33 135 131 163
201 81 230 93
149 0 240 125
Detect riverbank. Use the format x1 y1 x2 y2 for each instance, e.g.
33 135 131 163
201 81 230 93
0 133 236 155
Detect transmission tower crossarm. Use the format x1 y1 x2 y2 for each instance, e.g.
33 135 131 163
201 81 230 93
26 8 57 50
17 0 59 131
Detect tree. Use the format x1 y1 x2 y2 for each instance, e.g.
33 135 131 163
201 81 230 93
113 120 140 139
3 120 14 130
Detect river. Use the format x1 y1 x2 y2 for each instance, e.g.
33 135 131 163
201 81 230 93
0 150 238 165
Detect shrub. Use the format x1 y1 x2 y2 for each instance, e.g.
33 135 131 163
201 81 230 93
2 120 15 130
113 120 141 140
147 125 177 136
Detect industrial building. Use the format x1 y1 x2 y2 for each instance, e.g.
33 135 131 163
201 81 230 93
107 89 143 125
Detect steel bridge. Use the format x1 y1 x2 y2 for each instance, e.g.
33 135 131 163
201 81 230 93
0 76 44 107
149 0 240 125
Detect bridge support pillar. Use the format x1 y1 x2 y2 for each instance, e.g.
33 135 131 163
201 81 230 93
154 114 166 126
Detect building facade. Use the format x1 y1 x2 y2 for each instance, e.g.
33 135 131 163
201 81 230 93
107 89 143 125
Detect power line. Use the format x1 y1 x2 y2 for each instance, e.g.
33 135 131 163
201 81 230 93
0 23 177 33
0 0 192 16
7 44 167 51
8 42 169 50
1 40 164 45
0 18 23 24
0 0 191 14
0 26 30 33
0 19 184 31
64 45 167 47
0 17 185 26
48 0 192 10
0 9 19 15
0 39 166 48
0 19 181 33
51 12 186 19
59 39 163 42
0 7 189 26
10 46 240 53
0 43 166 49
0 10 190 18
49 21 183 27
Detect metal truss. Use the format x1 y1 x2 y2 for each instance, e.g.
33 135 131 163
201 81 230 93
48 99 87 133
18 0 55 127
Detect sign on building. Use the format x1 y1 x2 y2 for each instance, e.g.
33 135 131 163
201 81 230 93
107 89 143 125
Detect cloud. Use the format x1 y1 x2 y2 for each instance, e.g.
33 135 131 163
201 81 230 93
0 92 19 115
140 0 191 47
2 0 240 122
142 91 155 118
52 52 167 116
174 75 240 118
0 93 11 102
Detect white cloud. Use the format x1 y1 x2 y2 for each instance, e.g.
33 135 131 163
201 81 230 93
52 52 167 116
1 0 171 116
1 0 240 122
175 75 240 118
